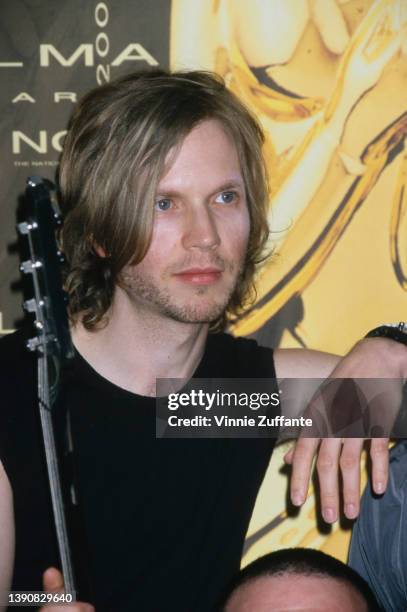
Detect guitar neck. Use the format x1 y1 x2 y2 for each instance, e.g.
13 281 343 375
19 176 77 597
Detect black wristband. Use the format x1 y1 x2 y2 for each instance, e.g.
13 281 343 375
365 323 407 347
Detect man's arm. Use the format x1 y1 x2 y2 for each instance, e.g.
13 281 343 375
273 337 407 523
348 440 407 611
0 462 14 612
274 346 340 379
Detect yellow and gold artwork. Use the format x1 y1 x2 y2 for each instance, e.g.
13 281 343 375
171 0 407 562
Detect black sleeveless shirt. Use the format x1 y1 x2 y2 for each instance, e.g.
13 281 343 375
0 329 278 611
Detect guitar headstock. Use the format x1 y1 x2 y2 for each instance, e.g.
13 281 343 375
18 176 74 369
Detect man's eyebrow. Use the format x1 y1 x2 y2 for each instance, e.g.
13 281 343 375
211 180 245 194
156 180 245 198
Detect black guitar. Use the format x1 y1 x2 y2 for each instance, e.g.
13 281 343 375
18 176 77 597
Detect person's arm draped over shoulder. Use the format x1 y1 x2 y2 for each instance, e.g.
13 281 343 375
274 336 407 523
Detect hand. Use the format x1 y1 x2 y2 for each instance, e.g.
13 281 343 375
284 437 388 523
284 337 407 523
40 567 94 611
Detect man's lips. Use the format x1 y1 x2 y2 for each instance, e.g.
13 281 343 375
173 267 223 285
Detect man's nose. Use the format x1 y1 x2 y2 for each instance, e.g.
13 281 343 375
181 204 221 251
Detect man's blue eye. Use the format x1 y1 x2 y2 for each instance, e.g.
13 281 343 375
155 198 172 211
217 191 236 204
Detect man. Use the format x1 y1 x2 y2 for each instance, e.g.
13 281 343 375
349 440 407 611
0 70 405 611
222 548 380 611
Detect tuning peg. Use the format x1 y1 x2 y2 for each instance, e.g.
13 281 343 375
20 260 42 274
26 337 41 352
20 260 33 274
17 221 38 235
26 176 42 188
23 299 37 313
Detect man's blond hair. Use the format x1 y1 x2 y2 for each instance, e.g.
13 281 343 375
59 69 270 331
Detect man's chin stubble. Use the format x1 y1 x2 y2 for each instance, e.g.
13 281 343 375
119 256 246 324
120 274 236 324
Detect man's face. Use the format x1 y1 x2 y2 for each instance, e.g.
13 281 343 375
118 119 250 325
225 574 368 612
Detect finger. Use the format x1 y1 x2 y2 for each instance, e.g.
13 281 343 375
290 437 319 506
283 446 294 465
339 438 363 519
42 567 64 594
41 570 95 611
317 438 342 523
370 438 389 494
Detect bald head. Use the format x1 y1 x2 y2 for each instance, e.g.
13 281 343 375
225 573 368 612
222 549 379 612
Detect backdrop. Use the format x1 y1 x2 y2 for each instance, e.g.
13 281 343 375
1 0 406 565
